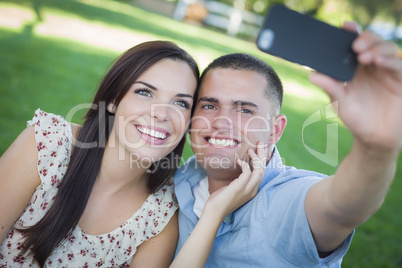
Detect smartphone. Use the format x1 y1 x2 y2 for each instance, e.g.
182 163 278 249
256 4 358 81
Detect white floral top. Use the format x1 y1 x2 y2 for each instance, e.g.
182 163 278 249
0 109 179 267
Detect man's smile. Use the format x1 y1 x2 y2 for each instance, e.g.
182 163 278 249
205 137 240 147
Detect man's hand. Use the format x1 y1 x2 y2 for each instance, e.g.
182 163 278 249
310 22 402 153
306 22 402 253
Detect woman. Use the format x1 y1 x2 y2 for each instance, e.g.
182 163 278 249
0 40 265 267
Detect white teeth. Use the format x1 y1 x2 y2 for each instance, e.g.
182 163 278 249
137 126 167 139
208 138 238 147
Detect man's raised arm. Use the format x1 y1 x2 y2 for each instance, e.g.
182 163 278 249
305 22 402 253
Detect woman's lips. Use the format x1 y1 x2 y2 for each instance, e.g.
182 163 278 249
135 125 170 145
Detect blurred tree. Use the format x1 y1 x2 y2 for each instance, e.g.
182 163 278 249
346 0 401 40
239 0 323 16
389 0 402 39
348 0 379 26
347 0 401 28
285 0 324 16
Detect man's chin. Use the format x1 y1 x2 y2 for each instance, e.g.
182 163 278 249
194 156 237 170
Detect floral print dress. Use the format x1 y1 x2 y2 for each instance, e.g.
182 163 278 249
0 109 178 267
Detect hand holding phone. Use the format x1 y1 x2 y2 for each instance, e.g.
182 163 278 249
257 4 358 81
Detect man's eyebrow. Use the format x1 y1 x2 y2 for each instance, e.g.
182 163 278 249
233 100 259 109
135 81 193 99
198 97 219 103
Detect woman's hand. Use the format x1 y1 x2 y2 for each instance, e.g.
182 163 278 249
170 142 267 268
202 142 268 222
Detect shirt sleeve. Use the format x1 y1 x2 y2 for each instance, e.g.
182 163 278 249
27 109 72 190
261 172 353 267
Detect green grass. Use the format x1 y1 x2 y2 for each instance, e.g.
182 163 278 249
0 0 401 266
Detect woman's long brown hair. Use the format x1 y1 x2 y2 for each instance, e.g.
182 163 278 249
18 41 199 267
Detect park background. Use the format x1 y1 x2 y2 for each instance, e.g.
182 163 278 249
0 0 401 266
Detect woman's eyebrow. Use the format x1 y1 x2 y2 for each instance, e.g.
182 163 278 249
135 81 193 99
134 81 156 90
177 93 193 99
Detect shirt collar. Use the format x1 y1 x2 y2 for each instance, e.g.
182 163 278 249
259 146 286 191
174 146 286 225
174 155 207 225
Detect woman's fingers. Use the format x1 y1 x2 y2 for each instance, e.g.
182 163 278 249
207 142 268 216
236 142 267 194
256 142 268 167
236 158 251 177
248 142 268 170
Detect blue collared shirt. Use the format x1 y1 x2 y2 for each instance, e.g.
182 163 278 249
174 148 353 267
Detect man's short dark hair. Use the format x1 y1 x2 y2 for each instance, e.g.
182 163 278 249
200 53 283 114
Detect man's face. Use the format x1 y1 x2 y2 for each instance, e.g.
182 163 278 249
190 68 281 172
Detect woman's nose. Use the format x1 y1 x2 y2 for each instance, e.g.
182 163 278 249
151 104 172 121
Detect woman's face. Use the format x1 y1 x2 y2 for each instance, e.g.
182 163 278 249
110 58 197 163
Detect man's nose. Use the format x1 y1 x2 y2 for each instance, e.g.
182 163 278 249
211 111 234 130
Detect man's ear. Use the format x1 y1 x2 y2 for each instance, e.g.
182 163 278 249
268 114 287 145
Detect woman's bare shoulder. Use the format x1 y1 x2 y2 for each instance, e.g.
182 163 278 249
70 122 82 140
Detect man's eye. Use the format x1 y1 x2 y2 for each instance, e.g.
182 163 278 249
134 88 152 97
202 104 216 110
174 100 190 109
240 109 253 114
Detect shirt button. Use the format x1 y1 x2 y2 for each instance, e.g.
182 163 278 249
224 217 231 223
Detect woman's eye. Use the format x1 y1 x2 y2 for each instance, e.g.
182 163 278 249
174 100 190 109
135 88 152 97
202 104 216 110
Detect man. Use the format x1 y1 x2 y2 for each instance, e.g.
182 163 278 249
173 22 402 267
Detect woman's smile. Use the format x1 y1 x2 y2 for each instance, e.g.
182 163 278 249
135 124 170 145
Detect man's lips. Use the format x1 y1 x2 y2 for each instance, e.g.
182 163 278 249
205 136 240 147
135 125 169 140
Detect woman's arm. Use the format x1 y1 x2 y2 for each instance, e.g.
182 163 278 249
171 145 267 268
0 126 41 243
129 212 179 267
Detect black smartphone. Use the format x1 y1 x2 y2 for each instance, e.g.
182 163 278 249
256 4 358 81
